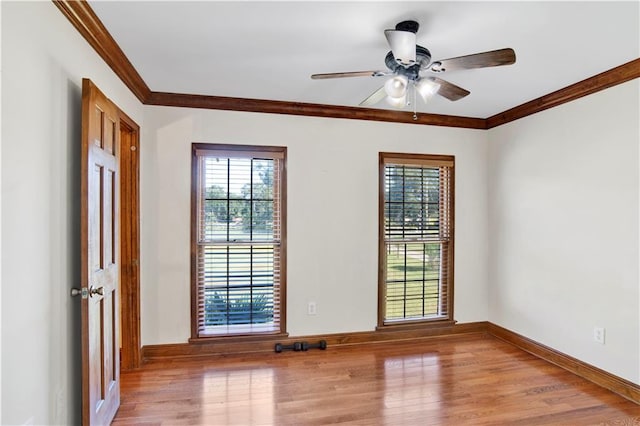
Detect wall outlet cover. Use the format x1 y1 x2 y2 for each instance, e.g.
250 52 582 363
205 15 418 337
593 327 605 344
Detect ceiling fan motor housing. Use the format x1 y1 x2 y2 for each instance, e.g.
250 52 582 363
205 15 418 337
385 45 431 80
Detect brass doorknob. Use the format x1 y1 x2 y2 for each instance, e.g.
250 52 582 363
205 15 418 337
89 286 104 297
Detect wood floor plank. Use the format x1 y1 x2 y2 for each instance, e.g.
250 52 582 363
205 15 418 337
113 334 640 425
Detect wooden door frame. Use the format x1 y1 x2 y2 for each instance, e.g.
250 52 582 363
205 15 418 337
119 111 141 370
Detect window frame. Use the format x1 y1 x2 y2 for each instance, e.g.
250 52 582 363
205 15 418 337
377 152 455 329
190 143 287 340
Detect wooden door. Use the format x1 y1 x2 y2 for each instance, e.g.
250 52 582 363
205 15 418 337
81 79 121 425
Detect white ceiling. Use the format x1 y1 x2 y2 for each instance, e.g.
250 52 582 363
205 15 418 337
89 1 639 118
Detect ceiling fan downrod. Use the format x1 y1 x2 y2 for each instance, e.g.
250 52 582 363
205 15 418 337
395 20 420 33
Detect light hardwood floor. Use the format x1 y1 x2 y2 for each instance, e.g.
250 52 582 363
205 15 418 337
113 334 640 425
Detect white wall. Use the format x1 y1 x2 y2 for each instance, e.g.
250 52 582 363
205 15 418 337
1 2 144 425
140 107 490 344
488 79 640 383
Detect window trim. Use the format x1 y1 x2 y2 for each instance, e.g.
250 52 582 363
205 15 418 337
377 152 455 329
190 143 287 340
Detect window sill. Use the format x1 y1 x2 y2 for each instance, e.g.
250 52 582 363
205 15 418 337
376 319 456 332
189 331 289 345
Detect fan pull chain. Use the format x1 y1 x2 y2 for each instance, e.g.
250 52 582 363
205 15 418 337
412 84 418 121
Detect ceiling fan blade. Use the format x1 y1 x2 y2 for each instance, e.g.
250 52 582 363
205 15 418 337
311 70 388 79
359 85 387 106
430 48 516 72
428 77 470 101
384 30 416 66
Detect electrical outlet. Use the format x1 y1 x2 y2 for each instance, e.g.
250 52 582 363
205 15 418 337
593 327 605 344
307 301 317 315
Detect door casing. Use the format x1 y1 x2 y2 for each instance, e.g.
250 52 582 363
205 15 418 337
119 112 141 371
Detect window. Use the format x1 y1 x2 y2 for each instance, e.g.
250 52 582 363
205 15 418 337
191 144 286 338
378 153 454 327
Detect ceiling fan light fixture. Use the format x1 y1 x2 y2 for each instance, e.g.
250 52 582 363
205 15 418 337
385 94 407 108
416 79 441 102
384 75 409 99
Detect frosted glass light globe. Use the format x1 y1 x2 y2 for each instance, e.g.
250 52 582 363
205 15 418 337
416 79 441 102
386 94 407 108
384 76 409 99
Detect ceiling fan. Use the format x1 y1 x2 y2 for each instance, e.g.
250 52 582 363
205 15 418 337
311 20 516 114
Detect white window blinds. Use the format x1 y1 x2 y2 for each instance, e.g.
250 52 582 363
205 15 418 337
192 145 286 337
380 153 454 325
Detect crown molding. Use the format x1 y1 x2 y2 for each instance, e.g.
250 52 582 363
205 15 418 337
146 91 487 129
52 0 151 103
486 58 640 128
54 1 639 129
